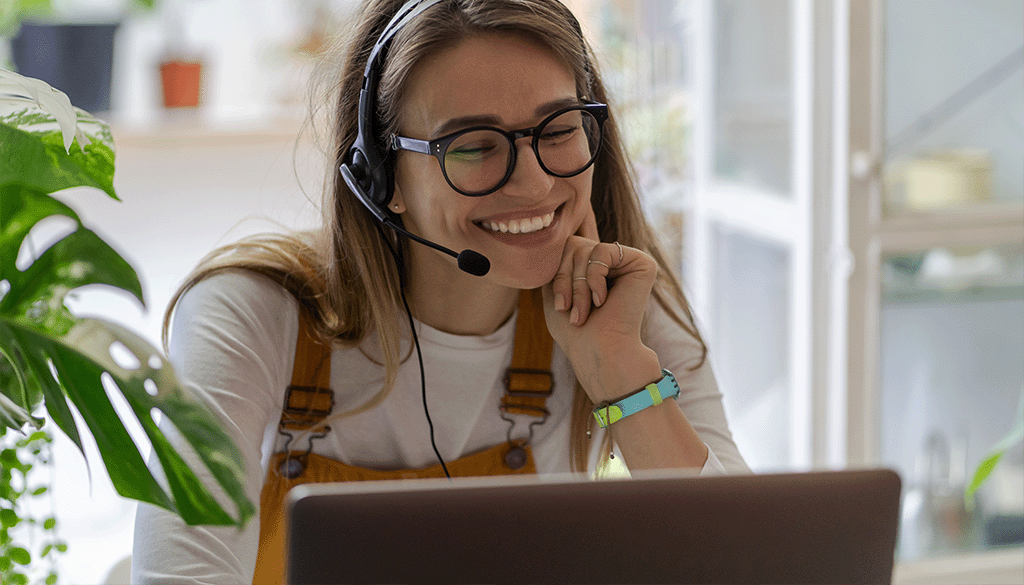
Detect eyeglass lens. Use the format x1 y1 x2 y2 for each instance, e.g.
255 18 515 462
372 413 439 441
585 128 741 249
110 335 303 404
442 108 601 195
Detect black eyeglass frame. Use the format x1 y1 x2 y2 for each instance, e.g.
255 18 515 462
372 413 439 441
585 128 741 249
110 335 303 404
389 101 609 197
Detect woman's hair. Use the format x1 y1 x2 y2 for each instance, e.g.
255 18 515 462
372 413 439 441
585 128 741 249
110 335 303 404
165 0 706 473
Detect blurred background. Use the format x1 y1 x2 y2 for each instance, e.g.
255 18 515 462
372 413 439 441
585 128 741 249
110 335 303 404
2 0 1022 583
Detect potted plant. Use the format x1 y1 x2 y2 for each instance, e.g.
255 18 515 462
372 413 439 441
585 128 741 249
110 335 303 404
156 0 203 108
3 0 157 113
158 58 202 109
0 68 252 580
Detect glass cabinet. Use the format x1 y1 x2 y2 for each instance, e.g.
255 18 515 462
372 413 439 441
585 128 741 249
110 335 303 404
691 0 1024 571
851 0 1024 563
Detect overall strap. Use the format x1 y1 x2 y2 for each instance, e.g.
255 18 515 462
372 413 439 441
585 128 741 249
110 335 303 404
501 288 554 415
277 311 334 468
498 289 554 469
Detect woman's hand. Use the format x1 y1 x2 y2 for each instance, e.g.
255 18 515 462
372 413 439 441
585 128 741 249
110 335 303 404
542 206 662 402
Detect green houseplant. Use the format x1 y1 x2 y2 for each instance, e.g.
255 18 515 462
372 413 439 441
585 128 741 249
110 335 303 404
0 67 253 579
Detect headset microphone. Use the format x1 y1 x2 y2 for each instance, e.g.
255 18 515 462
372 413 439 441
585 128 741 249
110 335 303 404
340 164 491 276
384 220 490 277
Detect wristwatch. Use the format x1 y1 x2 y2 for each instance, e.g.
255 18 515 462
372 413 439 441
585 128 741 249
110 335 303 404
592 369 680 428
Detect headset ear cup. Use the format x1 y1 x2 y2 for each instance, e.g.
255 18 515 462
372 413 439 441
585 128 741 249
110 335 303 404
350 149 371 191
364 143 393 209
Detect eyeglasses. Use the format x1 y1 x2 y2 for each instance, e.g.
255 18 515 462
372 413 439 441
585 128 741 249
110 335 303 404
390 102 608 196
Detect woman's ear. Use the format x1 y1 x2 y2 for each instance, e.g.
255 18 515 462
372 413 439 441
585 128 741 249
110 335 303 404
389 184 406 214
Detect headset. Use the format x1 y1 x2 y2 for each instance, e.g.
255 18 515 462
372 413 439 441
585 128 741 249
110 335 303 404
339 0 491 277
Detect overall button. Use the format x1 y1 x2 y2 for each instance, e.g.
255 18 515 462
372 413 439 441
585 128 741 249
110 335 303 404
505 445 528 470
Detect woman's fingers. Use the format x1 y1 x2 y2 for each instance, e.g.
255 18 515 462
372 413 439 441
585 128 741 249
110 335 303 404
559 240 631 325
556 202 602 320
570 244 595 325
555 203 646 327
552 241 576 312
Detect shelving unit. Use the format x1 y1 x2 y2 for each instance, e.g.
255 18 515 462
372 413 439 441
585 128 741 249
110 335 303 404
690 0 1023 577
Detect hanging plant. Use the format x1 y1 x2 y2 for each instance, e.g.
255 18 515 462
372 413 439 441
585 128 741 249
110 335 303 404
0 428 63 585
0 68 254 546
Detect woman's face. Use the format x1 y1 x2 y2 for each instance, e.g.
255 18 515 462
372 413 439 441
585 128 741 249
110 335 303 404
391 31 594 290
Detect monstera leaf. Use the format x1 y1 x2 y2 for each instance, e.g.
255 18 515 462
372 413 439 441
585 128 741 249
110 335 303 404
0 68 253 527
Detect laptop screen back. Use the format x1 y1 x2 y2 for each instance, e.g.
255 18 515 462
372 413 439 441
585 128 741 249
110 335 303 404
287 468 901 584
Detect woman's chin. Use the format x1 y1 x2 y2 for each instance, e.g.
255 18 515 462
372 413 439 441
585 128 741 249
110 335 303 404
491 259 560 291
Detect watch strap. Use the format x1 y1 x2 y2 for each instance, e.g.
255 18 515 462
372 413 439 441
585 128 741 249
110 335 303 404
592 369 679 428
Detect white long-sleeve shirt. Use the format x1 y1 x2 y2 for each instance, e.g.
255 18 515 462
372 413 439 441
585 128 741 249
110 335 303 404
132 270 748 583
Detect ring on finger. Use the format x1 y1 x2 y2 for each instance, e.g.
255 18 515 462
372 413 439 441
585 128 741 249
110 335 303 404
588 260 610 269
613 241 624 264
573 276 589 281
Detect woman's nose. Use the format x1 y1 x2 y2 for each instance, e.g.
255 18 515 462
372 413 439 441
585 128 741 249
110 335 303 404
500 138 555 199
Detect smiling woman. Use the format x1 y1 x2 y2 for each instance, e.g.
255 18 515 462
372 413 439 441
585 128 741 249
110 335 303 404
129 1 749 583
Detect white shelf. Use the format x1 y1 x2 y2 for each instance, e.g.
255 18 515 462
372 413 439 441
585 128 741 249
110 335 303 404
108 112 308 148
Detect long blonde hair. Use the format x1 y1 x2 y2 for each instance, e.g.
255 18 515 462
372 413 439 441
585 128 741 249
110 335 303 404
165 0 706 473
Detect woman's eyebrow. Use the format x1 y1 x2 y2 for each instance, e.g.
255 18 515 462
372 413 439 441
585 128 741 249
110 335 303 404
432 114 502 138
536 97 582 116
430 97 582 138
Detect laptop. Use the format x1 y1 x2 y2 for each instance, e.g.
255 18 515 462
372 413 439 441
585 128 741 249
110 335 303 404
287 468 901 584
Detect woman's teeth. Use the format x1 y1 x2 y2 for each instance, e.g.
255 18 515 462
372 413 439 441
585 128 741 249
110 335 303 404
482 211 555 234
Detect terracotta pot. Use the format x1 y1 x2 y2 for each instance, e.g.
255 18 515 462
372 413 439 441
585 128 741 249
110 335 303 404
159 60 203 108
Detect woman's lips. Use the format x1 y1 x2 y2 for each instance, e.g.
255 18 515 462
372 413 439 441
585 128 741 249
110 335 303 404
475 204 563 235
472 204 565 248
480 210 554 234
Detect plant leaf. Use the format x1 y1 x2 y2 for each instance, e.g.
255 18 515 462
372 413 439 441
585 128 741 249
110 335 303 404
965 388 1024 508
0 392 35 431
0 185 82 290
0 345 39 431
1 317 253 527
0 122 116 200
965 451 1003 510
1 319 87 466
8 546 30 565
0 67 81 153
0 226 144 325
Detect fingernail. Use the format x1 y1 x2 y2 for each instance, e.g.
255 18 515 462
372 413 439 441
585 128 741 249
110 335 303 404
570 306 579 325
555 294 566 311
592 291 601 307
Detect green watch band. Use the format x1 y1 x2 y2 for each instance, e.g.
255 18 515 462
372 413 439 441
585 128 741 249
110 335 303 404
592 369 680 428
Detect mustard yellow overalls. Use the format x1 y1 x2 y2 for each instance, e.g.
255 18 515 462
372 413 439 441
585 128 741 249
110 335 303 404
253 289 554 585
